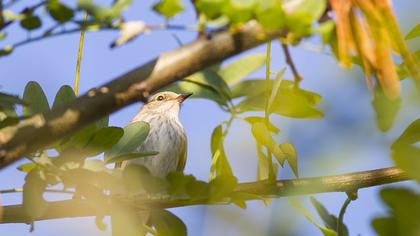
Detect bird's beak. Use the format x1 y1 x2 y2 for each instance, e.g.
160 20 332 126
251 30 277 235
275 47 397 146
176 93 193 103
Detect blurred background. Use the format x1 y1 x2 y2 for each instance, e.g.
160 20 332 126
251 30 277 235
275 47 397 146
0 0 419 235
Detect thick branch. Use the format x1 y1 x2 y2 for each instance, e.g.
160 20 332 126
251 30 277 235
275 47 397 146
0 167 409 224
0 21 285 169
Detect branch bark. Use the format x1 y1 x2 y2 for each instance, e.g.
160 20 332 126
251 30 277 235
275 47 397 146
0 21 285 169
0 167 409 224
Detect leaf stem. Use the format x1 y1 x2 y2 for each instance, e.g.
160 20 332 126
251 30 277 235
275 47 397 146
337 197 352 236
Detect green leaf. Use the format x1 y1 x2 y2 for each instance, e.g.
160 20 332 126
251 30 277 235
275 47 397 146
405 24 420 40
237 81 323 119
209 125 233 180
256 143 270 180
196 0 227 19
392 145 420 182
166 172 196 197
0 92 24 111
392 118 420 148
105 121 150 162
223 0 255 24
23 170 48 220
78 0 131 22
372 85 401 132
372 188 420 236
153 0 184 18
315 20 335 44
17 163 37 172
84 127 124 156
110 202 146 235
186 180 210 200
0 45 13 57
22 81 50 116
184 69 232 102
165 80 226 105
278 142 299 177
52 85 76 109
289 198 338 236
0 32 6 40
267 68 285 114
20 14 41 30
310 197 349 236
106 151 158 164
255 0 285 31
209 174 237 201
150 210 187 236
47 0 74 23
244 116 280 134
219 54 266 85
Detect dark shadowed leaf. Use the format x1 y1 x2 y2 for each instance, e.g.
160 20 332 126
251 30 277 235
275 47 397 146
310 197 349 236
52 85 76 109
84 127 124 156
22 81 50 116
105 121 150 162
372 188 420 236
106 151 158 164
47 0 74 23
0 45 13 56
20 14 41 30
372 85 401 132
150 210 187 236
289 198 338 236
23 170 47 220
219 54 266 84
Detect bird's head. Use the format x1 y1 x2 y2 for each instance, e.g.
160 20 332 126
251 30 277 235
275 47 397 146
142 91 192 115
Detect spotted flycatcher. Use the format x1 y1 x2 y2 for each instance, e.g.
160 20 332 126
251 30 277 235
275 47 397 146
117 91 191 176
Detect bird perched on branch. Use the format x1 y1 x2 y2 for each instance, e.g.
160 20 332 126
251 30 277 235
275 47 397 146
116 91 192 176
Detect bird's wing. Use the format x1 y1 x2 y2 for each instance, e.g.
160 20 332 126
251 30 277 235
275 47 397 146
176 133 187 171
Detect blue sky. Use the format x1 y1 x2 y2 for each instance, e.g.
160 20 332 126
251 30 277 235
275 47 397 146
0 0 419 235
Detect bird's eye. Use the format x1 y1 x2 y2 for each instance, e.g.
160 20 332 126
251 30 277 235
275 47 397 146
157 95 165 101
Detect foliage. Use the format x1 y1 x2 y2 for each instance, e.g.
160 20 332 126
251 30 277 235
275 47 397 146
0 0 419 236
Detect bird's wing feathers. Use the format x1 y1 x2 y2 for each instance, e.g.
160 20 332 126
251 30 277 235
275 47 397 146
176 135 187 171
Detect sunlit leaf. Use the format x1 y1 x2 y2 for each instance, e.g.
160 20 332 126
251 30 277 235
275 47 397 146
209 174 237 201
372 85 401 132
255 0 285 31
209 125 233 180
405 24 420 40
17 163 37 172
22 81 50 116
244 116 280 134
153 0 184 18
195 0 227 20
278 142 299 177
392 118 420 148
223 0 255 24
219 54 266 85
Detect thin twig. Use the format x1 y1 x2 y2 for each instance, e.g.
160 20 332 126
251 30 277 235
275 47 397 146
337 197 352 236
281 43 303 85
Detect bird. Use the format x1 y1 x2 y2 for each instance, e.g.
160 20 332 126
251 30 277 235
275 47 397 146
112 91 191 236
116 91 192 177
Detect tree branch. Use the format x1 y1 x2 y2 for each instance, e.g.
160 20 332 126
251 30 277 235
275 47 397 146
0 21 286 169
0 167 409 224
